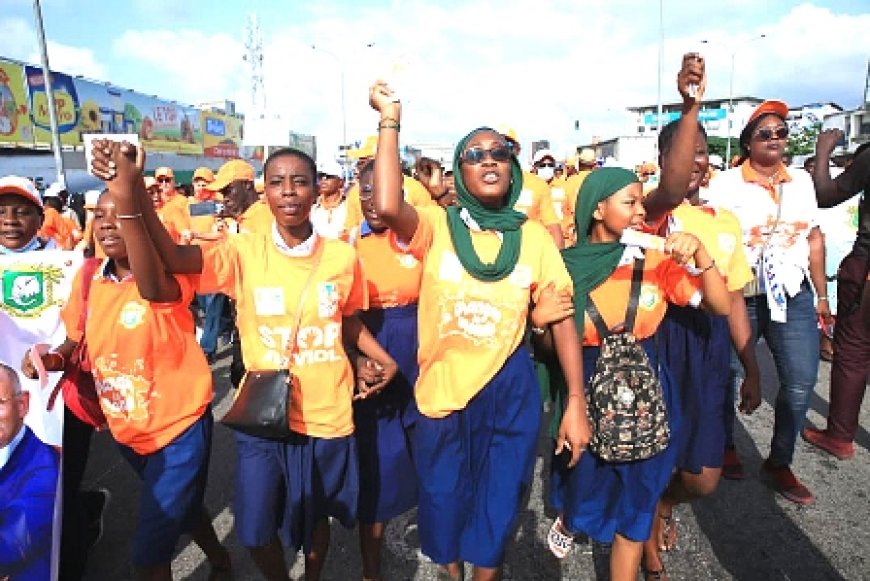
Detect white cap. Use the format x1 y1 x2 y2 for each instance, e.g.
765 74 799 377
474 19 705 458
317 160 345 179
44 182 65 198
0 176 43 208
532 149 556 165
84 189 102 209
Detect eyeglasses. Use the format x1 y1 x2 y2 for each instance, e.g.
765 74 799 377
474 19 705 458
537 162 555 168
461 145 512 165
157 177 173 184
753 126 788 141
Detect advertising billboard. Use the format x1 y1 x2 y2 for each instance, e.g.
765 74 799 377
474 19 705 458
201 110 242 158
24 65 80 146
0 59 34 146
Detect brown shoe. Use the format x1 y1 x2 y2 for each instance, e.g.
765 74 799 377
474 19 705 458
722 447 744 480
802 426 855 460
761 459 815 505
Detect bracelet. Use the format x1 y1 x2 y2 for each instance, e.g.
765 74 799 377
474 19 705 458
692 260 716 276
117 213 143 220
817 296 828 301
380 116 399 125
530 326 546 335
567 393 584 400
378 121 400 131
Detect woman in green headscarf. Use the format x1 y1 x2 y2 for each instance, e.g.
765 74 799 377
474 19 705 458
368 81 589 581
545 167 730 581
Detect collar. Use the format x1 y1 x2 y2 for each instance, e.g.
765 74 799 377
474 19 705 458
272 222 318 257
0 423 27 471
741 161 792 202
100 258 134 282
316 193 346 210
459 208 503 240
0 236 49 254
618 244 645 267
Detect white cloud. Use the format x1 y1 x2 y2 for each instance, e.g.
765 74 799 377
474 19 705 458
0 17 107 81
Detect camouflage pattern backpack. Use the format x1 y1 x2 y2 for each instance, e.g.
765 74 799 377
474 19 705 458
585 254 670 463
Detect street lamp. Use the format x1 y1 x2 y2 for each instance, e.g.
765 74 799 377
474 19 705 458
311 43 375 176
701 34 767 165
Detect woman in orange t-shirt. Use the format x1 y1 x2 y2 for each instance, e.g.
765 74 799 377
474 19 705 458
369 82 589 581
91 141 398 581
23 189 231 580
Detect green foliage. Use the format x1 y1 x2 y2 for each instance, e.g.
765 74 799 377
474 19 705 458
707 136 740 160
787 123 821 156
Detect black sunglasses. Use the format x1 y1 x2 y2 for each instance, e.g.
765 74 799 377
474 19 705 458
753 126 788 141
461 145 512 165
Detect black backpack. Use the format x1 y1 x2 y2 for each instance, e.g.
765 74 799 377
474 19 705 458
584 254 670 463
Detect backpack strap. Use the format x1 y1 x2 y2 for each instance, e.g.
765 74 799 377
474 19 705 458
76 258 102 334
585 251 647 337
624 253 646 334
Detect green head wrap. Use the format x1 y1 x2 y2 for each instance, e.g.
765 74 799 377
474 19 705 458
561 167 640 328
548 167 640 438
445 127 527 282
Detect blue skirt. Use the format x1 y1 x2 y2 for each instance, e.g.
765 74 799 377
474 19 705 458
414 346 541 568
550 338 682 543
354 304 420 523
659 305 731 472
233 431 358 553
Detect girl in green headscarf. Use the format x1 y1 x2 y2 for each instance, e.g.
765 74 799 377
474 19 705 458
544 168 730 581
369 81 589 581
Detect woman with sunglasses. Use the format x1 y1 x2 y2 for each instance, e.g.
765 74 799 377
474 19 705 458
704 100 829 506
369 81 589 581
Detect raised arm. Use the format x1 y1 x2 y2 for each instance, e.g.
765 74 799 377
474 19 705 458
91 141 203 273
369 81 419 242
644 53 706 224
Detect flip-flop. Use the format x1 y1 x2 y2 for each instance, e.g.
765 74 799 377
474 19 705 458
642 563 669 581
659 511 677 552
547 517 574 559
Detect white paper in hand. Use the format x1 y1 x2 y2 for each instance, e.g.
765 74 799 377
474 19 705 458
29 344 51 390
620 228 667 252
84 133 139 177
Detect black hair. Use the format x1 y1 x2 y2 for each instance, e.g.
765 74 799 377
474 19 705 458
658 118 707 155
264 147 317 182
854 141 870 158
357 159 374 181
43 196 63 212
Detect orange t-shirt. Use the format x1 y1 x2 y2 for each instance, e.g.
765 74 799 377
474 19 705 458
344 175 433 235
407 206 573 418
236 200 274 235
353 226 422 309
197 232 367 437
583 248 702 345
61 261 211 454
514 171 559 227
39 206 74 249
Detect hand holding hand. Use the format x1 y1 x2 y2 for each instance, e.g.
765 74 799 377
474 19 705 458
531 284 575 328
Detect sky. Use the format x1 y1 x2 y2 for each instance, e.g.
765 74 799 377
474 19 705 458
3 0 869 160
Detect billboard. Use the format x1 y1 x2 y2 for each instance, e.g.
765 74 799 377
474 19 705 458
201 110 242 158
74 78 203 155
24 65 81 146
0 59 34 146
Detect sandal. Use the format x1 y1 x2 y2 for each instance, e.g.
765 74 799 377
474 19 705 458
658 511 677 552
436 566 465 581
547 516 574 559
641 563 669 581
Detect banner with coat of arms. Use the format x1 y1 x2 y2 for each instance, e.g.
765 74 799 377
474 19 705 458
0 250 83 447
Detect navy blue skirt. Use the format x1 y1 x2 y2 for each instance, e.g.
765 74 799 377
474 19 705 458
550 338 682 543
354 304 420 523
658 305 731 473
414 346 541 568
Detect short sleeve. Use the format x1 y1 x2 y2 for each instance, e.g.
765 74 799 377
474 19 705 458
655 253 703 307
531 229 573 303
342 255 368 315
718 211 754 292
60 268 86 342
536 184 560 227
149 274 197 312
405 206 438 261
196 237 241 298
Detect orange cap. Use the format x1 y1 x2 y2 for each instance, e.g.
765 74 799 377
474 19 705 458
209 159 255 191
747 100 788 124
155 166 175 179
193 167 215 183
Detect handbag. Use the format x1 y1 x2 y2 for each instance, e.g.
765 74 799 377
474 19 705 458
47 258 108 430
220 245 323 439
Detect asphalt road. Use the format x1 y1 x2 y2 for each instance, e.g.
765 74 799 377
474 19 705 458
80 341 869 580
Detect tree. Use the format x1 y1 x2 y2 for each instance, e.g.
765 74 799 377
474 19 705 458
707 136 740 164
787 123 821 157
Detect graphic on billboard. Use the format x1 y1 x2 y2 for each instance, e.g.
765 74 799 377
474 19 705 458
201 110 242 158
24 65 80 146
0 59 34 146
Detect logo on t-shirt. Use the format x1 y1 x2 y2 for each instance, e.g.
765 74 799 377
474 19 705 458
119 301 147 330
318 282 340 318
638 285 659 311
